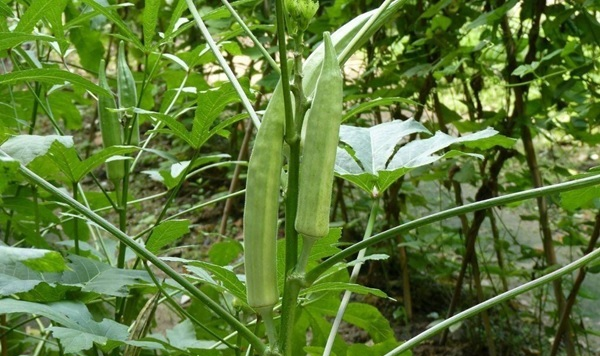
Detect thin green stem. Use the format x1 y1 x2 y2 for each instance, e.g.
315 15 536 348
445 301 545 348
274 0 296 144
220 0 279 73
259 308 278 352
72 183 80 255
184 0 261 128
306 173 600 284
336 0 394 64
1 151 267 354
323 197 379 356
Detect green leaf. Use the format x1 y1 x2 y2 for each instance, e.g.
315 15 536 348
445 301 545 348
336 121 503 193
560 183 600 211
0 157 19 198
165 319 225 352
143 0 161 47
0 1 13 17
0 69 111 97
192 82 244 147
168 257 247 305
61 255 152 297
14 0 56 33
0 135 73 165
302 281 388 298
146 219 190 254
80 0 143 49
0 246 67 273
0 299 155 353
208 240 243 266
0 33 59 51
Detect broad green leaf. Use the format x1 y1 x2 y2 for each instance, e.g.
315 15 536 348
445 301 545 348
146 219 190 254
69 26 106 71
14 0 56 33
0 135 73 165
343 303 395 343
560 172 600 211
0 69 111 97
335 122 504 193
208 239 243 266
143 0 161 47
165 319 225 352
0 33 60 51
80 0 143 49
302 281 388 298
0 246 67 272
0 299 153 353
185 260 247 305
61 255 152 297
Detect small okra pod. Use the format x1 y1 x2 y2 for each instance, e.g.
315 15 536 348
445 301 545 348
117 41 139 146
98 59 125 184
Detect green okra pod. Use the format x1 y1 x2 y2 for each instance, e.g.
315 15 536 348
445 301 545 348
295 32 343 240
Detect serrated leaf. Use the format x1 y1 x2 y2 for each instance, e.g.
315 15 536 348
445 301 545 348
0 69 111 97
1 135 73 165
0 299 133 353
143 0 160 46
302 281 387 298
146 219 190 254
185 260 247 305
14 0 55 33
192 82 243 147
61 255 151 297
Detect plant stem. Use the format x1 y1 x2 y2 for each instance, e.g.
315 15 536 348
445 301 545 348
184 0 261 128
306 173 600 284
220 0 279 73
323 198 378 356
72 183 80 255
2 152 267 354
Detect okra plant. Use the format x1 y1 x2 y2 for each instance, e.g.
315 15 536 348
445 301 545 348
3 1 600 356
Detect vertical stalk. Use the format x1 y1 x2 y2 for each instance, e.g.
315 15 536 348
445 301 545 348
323 198 378 356
72 183 80 255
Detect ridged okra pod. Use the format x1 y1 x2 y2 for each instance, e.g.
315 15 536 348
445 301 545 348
98 59 125 183
243 82 285 312
117 41 139 146
295 32 343 240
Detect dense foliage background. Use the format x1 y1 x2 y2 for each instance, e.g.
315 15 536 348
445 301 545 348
1 0 600 355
